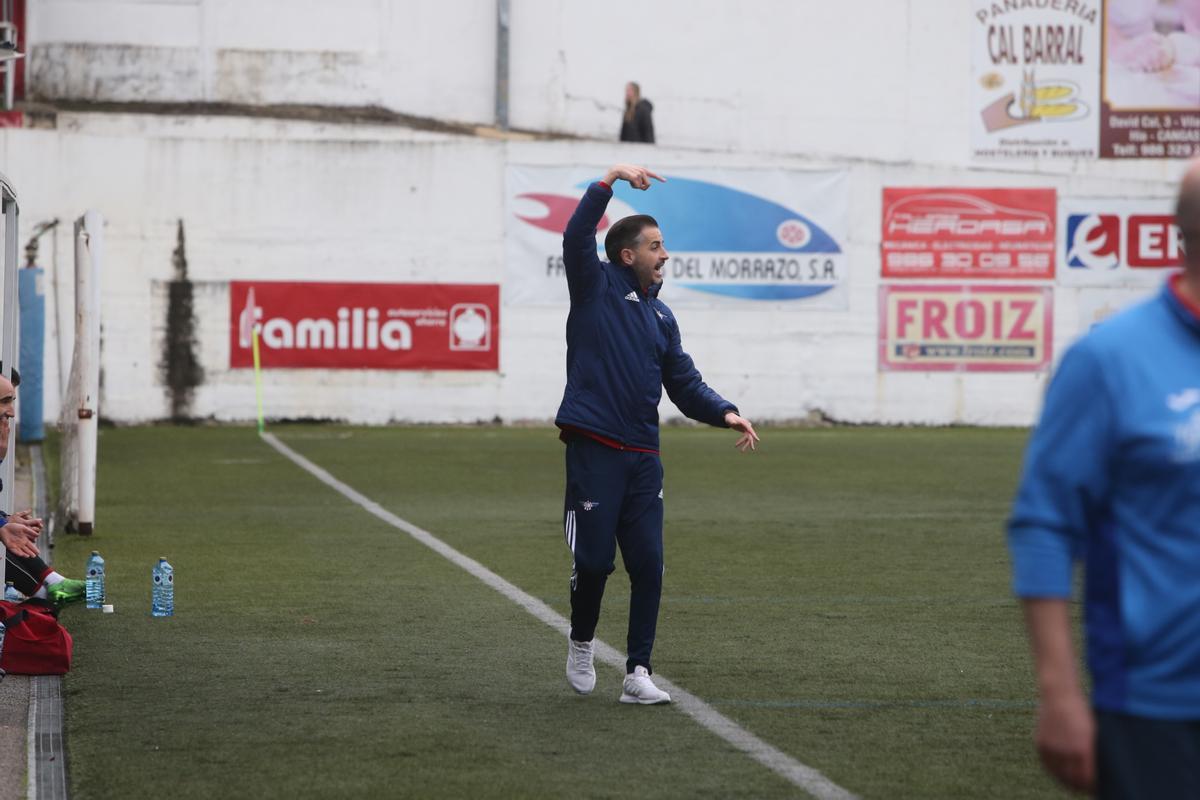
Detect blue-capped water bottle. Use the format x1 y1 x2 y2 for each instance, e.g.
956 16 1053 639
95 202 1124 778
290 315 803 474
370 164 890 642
85 551 105 609
151 557 174 617
4 581 23 603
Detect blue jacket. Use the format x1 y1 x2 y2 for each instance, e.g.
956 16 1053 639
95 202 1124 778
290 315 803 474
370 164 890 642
1008 280 1200 719
554 181 736 451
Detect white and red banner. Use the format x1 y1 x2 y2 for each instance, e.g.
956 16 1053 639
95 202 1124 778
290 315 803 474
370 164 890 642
881 188 1056 280
970 1 1102 160
879 284 1053 372
1058 197 1184 285
230 281 499 370
1100 1 1200 159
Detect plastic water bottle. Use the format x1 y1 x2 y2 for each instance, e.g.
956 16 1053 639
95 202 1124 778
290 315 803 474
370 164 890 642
4 581 22 603
85 551 106 609
0 614 6 677
151 557 174 617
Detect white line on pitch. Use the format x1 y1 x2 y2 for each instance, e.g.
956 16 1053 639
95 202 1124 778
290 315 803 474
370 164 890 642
261 431 858 800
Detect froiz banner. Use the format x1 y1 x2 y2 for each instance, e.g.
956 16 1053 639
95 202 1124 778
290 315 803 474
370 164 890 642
505 166 849 308
879 284 1053 372
229 281 499 370
1059 197 1184 285
971 0 1101 159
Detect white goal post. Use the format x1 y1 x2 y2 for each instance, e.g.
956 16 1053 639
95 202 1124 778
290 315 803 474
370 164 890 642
58 211 101 535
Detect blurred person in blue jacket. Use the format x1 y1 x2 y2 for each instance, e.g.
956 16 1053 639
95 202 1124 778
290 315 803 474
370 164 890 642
1008 158 1200 798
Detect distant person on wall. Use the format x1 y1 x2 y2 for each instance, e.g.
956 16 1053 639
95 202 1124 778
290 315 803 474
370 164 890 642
557 163 758 705
619 82 655 144
1008 158 1200 798
0 368 84 607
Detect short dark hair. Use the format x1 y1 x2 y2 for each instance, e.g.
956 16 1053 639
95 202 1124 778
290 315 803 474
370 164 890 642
604 215 659 265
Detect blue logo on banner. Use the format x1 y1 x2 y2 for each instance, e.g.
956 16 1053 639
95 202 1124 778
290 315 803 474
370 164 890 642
1065 213 1120 270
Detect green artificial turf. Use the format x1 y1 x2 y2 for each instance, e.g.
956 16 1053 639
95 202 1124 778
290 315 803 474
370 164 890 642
50 425 1072 799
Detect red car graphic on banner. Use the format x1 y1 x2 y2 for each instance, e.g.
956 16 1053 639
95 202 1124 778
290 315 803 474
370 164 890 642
229 281 499 370
881 188 1056 279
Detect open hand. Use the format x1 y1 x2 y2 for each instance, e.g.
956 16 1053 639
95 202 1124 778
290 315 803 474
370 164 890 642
604 164 666 191
10 510 43 534
724 412 760 453
1035 689 1096 794
0 521 39 557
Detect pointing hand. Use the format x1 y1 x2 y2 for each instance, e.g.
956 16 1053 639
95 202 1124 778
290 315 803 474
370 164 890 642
604 164 666 191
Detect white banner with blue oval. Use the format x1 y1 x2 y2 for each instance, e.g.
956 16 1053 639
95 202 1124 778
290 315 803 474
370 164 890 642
504 166 849 309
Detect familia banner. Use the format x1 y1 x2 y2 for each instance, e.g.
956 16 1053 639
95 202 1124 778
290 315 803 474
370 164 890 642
878 284 1053 372
229 281 499 370
505 166 849 309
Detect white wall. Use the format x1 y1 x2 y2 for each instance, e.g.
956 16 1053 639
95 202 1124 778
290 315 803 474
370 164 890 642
0 111 1184 426
2 1 1187 426
20 0 1180 178
26 0 498 122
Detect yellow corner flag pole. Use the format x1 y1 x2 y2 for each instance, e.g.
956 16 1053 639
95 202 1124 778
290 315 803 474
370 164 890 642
252 326 265 433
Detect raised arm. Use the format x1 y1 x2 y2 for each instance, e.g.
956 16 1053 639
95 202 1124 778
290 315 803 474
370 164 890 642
562 164 665 302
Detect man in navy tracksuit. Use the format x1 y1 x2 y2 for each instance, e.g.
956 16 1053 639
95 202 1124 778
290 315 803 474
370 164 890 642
555 163 759 704
1008 159 1200 797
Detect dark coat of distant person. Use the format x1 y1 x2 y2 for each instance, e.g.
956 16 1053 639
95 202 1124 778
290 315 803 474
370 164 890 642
620 82 655 144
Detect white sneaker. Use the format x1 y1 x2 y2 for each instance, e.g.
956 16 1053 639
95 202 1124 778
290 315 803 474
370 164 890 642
619 666 671 705
566 638 596 694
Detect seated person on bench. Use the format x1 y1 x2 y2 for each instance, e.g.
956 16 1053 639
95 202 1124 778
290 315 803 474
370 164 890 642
0 368 83 607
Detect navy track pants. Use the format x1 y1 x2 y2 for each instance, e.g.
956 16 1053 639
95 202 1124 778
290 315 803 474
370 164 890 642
1096 711 1200 799
562 436 664 674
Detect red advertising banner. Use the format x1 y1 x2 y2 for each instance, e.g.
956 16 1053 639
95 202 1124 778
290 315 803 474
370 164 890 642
878 285 1053 372
1126 215 1182 268
881 188 1056 279
229 281 499 370
1099 3 1200 159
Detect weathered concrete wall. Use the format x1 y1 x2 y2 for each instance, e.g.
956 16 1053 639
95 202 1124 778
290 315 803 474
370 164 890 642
25 0 497 122
3 1 1186 426
0 112 1181 426
20 0 1176 177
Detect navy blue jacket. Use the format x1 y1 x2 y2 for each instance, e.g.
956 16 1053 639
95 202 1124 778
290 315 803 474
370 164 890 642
554 181 736 451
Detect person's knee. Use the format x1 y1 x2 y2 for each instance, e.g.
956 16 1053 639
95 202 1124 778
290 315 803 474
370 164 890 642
626 551 664 585
572 557 616 579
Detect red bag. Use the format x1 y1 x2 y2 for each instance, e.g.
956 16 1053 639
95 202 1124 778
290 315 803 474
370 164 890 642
0 600 73 675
